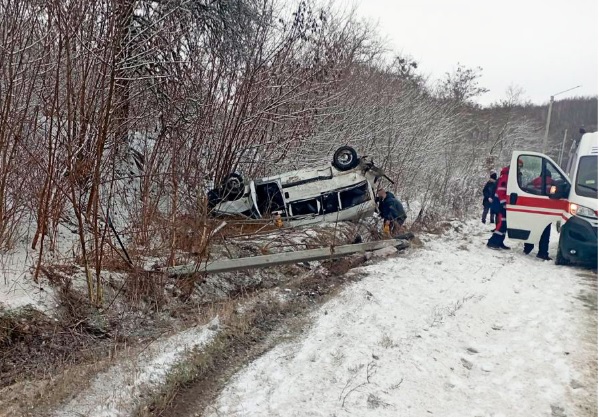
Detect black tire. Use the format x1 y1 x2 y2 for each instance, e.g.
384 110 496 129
222 173 244 201
555 236 570 266
332 146 359 171
207 188 222 208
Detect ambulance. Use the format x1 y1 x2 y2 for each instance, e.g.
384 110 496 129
506 132 598 266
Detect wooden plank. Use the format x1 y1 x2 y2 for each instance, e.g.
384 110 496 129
163 239 408 275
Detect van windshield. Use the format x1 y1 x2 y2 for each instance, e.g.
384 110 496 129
575 156 598 199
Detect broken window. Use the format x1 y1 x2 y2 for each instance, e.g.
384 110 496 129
290 199 320 216
339 182 371 209
322 192 340 214
255 182 286 215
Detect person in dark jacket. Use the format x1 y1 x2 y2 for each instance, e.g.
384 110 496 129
376 189 407 236
481 172 497 224
487 166 510 250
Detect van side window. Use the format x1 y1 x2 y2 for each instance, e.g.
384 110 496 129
339 182 371 209
322 193 340 213
517 155 566 196
290 199 319 216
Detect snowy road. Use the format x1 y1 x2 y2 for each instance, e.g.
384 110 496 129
205 220 597 417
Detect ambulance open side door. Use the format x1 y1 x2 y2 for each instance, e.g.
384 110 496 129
506 151 570 244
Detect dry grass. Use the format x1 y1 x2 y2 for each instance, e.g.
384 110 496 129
0 284 116 388
124 270 167 310
0 289 232 417
409 220 454 235
100 246 134 272
0 356 112 417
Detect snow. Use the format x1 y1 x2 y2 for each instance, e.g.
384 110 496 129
0 221 95 311
205 219 597 417
54 317 220 417
0 246 54 311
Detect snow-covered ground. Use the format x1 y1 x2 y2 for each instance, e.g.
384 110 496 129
1 216 596 417
0 224 85 312
205 219 597 417
53 318 219 417
0 245 55 311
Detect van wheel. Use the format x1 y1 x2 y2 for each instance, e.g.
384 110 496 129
223 173 244 201
333 146 359 171
207 189 223 208
555 239 570 266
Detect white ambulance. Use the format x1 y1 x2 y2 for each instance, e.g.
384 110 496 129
506 132 598 266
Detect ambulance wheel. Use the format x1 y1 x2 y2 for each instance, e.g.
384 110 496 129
333 146 359 171
555 238 570 266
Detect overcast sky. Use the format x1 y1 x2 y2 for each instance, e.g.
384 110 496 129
341 0 598 106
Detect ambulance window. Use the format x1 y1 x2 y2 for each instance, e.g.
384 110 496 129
544 161 566 195
517 155 543 194
575 156 598 199
518 155 566 196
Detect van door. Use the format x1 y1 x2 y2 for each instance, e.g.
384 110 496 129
253 181 286 217
506 151 570 244
249 181 262 217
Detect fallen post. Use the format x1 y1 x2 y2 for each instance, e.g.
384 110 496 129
163 239 409 275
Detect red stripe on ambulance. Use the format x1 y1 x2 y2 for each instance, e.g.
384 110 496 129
514 196 569 211
508 207 563 216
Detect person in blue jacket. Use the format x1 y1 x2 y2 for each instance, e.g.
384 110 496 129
482 172 497 224
376 188 407 236
487 166 510 250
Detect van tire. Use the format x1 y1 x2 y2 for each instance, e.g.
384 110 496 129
333 146 359 171
207 188 222 208
223 173 244 201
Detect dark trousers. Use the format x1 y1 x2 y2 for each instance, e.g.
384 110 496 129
524 224 551 256
482 206 495 223
389 219 405 236
488 212 506 246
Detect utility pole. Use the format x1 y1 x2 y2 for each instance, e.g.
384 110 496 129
542 85 581 153
558 129 568 167
542 96 554 153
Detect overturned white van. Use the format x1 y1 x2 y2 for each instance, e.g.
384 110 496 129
207 146 389 227
506 132 598 265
